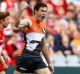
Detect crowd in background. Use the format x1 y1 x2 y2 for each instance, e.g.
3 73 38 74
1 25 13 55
0 0 80 67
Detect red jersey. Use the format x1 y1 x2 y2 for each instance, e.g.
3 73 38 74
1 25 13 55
0 30 3 46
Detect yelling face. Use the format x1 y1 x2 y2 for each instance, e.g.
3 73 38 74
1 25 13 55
35 7 47 22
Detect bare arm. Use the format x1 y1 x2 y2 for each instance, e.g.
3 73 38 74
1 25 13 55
0 51 9 70
41 37 54 72
13 1 29 31
0 56 8 70
42 37 51 65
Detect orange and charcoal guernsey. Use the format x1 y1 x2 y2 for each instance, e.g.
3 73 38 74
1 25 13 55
19 17 46 57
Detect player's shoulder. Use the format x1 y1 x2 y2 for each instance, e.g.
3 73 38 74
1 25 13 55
29 17 36 22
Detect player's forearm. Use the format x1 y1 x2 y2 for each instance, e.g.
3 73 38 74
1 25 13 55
0 47 8 68
15 1 28 27
15 11 21 27
13 11 22 32
42 38 51 65
1 50 7 57
0 56 6 65
0 56 8 69
42 48 51 65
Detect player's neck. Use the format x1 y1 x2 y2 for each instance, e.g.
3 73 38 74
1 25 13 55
34 15 43 23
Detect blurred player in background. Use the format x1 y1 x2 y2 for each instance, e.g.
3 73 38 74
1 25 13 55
0 11 11 74
14 2 54 74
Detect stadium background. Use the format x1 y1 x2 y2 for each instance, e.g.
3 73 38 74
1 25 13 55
1 0 80 74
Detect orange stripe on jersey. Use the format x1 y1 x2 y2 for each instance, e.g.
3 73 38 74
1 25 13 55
25 17 46 34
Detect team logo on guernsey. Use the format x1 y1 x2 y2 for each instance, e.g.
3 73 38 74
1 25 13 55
42 28 46 33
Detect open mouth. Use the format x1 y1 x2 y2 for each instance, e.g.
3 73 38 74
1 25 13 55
42 16 45 19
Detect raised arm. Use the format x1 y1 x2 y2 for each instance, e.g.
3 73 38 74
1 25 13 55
13 1 32 32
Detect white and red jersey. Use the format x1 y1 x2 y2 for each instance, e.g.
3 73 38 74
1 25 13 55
0 30 4 53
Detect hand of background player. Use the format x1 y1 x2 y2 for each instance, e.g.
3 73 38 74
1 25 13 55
3 55 11 63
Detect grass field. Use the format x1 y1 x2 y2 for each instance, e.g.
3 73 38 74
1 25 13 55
6 66 80 74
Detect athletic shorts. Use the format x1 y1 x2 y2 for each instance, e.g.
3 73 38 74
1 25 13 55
16 52 47 73
0 63 4 72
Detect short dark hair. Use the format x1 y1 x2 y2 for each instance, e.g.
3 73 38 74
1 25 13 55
0 11 10 20
34 2 47 14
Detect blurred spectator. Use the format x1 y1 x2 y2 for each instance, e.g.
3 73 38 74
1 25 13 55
47 2 54 13
0 0 18 17
60 25 73 55
76 10 80 31
3 28 25 66
45 12 55 33
0 0 6 12
53 34 63 56
41 0 48 3
50 0 67 16
0 0 31 19
66 0 80 7
70 30 80 56
52 18 72 56
46 32 55 60
64 8 77 40
56 6 65 17
41 0 54 13
67 3 76 16
27 0 40 12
